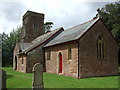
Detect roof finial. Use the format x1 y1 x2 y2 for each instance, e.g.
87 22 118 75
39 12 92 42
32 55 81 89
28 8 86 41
98 13 100 18
97 8 101 19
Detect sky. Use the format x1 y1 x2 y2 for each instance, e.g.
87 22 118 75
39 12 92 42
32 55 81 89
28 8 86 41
0 0 117 34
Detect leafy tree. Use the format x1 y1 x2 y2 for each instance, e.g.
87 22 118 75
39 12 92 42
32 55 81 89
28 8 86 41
95 1 120 65
44 22 54 32
2 26 21 66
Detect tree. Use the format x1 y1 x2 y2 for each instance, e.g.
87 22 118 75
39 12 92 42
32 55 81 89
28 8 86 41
2 26 21 66
44 22 54 32
95 1 120 65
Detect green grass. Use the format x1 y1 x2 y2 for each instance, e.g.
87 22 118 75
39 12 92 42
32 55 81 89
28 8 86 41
2 67 120 88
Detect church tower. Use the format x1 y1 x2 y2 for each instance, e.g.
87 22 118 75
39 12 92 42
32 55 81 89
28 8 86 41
21 11 45 43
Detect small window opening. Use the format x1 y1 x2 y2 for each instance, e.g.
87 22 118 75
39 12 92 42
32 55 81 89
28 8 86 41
47 51 51 60
68 47 72 60
97 35 105 59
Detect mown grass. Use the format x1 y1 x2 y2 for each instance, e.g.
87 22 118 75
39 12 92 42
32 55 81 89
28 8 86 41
2 67 120 88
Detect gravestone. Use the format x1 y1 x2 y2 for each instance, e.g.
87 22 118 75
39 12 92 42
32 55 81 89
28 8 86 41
32 63 44 89
0 36 2 89
2 70 6 89
0 69 1 89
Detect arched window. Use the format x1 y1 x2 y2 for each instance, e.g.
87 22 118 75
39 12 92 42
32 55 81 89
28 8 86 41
97 35 105 59
22 58 24 64
19 49 22 53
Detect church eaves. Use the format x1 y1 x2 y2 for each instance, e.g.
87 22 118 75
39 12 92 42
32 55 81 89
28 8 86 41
19 27 64 54
44 17 100 47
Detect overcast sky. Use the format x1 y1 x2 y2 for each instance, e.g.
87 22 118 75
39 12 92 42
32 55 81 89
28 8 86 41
0 0 116 34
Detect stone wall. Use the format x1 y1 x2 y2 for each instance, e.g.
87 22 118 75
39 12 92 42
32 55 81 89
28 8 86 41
13 44 27 73
78 20 118 78
17 54 27 73
45 42 78 78
13 43 19 70
26 46 44 73
13 45 44 73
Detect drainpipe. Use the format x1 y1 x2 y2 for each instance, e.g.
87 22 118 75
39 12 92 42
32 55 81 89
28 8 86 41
78 41 80 79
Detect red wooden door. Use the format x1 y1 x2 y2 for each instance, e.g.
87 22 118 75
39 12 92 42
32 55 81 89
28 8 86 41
59 53 62 73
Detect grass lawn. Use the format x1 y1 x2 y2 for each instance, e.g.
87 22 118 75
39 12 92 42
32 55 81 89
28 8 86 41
2 67 120 88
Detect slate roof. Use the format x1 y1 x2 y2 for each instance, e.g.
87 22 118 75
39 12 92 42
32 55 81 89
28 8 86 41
18 42 31 52
44 18 99 47
19 27 63 54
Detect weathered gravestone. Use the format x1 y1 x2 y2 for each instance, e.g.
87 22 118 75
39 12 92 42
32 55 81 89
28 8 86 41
32 63 44 89
2 70 6 89
0 69 1 90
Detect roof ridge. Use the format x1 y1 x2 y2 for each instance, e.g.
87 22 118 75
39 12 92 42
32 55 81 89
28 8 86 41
20 27 63 54
32 27 63 43
65 18 97 31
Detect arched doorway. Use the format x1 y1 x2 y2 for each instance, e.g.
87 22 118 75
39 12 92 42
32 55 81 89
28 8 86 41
59 52 62 73
15 56 17 70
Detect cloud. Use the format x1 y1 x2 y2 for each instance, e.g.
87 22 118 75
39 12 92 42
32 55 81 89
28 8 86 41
0 0 112 34
0 2 27 33
1 2 26 22
21 0 110 29
41 1 110 30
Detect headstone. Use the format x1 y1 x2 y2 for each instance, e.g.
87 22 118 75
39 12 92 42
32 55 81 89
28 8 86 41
0 35 2 89
0 69 2 90
2 70 6 89
32 63 44 89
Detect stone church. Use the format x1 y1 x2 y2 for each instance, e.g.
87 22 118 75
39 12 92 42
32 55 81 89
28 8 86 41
13 11 118 79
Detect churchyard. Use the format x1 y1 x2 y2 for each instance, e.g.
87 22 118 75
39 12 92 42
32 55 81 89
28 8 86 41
2 67 120 88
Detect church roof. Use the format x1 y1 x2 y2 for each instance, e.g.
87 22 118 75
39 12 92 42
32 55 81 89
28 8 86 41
18 42 31 52
19 27 63 54
44 18 99 47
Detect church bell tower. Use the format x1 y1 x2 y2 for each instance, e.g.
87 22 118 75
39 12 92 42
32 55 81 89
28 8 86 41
21 10 45 43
